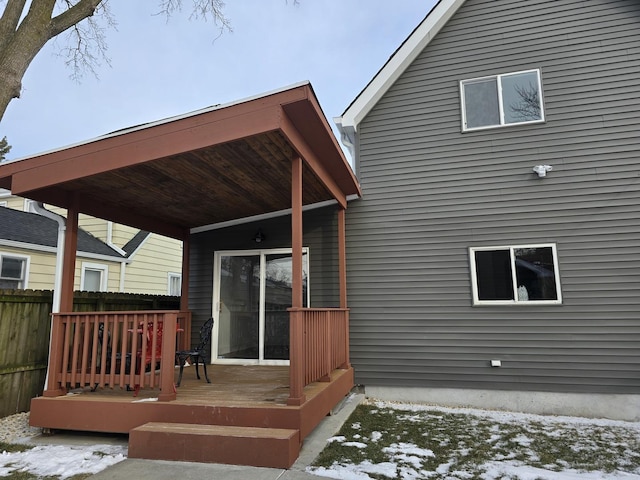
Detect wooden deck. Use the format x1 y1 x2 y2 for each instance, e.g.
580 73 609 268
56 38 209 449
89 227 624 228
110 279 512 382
30 364 354 468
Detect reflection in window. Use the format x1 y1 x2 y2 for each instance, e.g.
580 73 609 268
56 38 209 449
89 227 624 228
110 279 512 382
461 69 544 130
470 244 561 304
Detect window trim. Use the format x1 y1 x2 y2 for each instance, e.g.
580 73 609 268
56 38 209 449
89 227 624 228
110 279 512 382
167 272 182 296
460 69 545 132
80 262 108 292
0 252 30 289
469 243 562 306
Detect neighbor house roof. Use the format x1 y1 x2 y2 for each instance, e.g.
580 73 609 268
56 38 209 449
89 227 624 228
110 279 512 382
0 82 361 240
335 0 465 139
0 207 125 259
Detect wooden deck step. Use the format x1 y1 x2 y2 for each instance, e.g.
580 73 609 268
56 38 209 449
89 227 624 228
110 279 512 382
128 422 301 468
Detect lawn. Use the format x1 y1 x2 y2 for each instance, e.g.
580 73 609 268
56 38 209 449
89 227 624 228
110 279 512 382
308 399 640 480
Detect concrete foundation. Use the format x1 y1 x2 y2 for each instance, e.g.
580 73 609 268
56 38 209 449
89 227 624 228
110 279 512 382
365 386 640 421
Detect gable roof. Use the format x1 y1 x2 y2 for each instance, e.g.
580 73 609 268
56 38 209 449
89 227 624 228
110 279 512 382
0 82 361 240
335 0 464 143
0 207 125 259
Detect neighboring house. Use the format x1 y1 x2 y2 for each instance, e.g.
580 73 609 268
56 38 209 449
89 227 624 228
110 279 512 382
0 189 183 294
334 0 640 420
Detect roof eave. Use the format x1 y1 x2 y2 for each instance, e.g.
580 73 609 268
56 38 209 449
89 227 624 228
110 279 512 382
336 0 466 132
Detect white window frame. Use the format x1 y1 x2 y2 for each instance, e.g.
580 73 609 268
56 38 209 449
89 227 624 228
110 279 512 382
460 69 545 132
0 252 30 289
469 243 562 306
80 262 108 292
168 272 182 296
212 247 310 366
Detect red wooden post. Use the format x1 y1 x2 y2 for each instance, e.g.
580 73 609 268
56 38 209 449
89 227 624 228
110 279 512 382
43 314 67 397
338 208 347 309
158 313 177 401
288 156 306 406
60 197 79 312
179 233 191 350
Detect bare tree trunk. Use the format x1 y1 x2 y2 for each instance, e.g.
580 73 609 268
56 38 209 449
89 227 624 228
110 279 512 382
0 0 102 122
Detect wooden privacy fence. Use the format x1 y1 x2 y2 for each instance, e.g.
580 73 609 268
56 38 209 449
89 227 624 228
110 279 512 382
0 290 180 418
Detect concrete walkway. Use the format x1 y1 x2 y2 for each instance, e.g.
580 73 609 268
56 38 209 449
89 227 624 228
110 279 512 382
89 393 364 479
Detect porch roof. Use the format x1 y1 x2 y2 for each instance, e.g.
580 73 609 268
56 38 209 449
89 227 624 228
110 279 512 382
0 82 361 239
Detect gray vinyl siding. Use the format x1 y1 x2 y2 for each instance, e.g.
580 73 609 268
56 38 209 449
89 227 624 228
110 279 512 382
188 206 340 347
347 0 640 393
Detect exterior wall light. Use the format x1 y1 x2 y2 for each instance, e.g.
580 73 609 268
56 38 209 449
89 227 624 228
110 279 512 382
533 165 553 177
254 228 265 243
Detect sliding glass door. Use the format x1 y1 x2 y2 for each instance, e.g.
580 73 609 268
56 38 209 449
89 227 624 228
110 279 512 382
213 248 308 365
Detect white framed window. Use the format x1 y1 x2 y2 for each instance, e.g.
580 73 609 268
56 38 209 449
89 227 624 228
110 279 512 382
469 244 561 305
461 69 545 131
0 253 29 289
168 273 182 296
81 262 108 292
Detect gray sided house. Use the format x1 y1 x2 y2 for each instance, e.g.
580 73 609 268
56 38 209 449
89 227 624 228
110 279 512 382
335 0 640 420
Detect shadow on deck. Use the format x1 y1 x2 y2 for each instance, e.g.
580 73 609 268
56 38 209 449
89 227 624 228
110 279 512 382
30 364 354 468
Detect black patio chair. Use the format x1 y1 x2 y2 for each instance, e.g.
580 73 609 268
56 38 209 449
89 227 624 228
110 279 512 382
175 317 214 387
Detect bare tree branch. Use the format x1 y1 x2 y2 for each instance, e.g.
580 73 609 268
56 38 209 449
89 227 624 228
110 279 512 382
49 0 102 38
0 0 27 52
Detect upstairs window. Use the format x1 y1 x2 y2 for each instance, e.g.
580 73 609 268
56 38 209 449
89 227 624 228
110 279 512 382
0 254 28 289
461 69 544 131
469 244 561 305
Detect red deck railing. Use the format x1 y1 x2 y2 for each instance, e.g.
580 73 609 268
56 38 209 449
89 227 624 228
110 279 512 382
44 310 191 401
288 307 350 405
44 308 348 406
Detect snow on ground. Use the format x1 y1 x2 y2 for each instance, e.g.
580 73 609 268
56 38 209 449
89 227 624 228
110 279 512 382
2 402 640 479
308 401 640 480
0 443 126 479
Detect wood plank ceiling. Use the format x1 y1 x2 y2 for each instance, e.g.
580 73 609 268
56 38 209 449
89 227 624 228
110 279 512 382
0 84 360 238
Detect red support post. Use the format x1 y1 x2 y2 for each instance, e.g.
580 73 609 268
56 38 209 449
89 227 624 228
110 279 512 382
288 156 306 406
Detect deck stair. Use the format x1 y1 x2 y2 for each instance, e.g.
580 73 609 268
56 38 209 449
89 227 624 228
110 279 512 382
128 422 301 468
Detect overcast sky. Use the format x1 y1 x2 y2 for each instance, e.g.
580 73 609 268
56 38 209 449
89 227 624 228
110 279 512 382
1 1 436 162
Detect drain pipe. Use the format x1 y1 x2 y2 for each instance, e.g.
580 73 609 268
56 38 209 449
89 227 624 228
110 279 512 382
32 202 65 313
32 202 66 391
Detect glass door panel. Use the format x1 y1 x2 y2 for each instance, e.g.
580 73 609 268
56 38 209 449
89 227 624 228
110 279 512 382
263 252 308 360
218 255 260 359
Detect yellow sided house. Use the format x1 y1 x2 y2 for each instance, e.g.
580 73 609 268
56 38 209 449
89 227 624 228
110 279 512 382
0 190 183 295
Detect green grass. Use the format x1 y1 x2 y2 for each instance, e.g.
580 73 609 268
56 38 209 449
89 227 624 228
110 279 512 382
312 402 640 480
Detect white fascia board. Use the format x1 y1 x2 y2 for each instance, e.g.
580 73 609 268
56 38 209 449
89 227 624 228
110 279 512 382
337 0 465 132
0 239 130 263
190 195 360 234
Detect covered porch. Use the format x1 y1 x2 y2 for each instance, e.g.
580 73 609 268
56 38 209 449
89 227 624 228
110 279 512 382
0 82 361 467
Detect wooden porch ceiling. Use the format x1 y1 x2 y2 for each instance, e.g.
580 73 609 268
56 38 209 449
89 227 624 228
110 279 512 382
0 83 361 239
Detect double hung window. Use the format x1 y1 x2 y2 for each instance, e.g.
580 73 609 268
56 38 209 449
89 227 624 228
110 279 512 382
0 254 28 289
81 263 108 292
470 244 561 305
461 69 544 131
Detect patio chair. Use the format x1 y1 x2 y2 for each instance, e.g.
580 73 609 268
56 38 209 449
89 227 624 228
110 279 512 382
175 317 214 387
